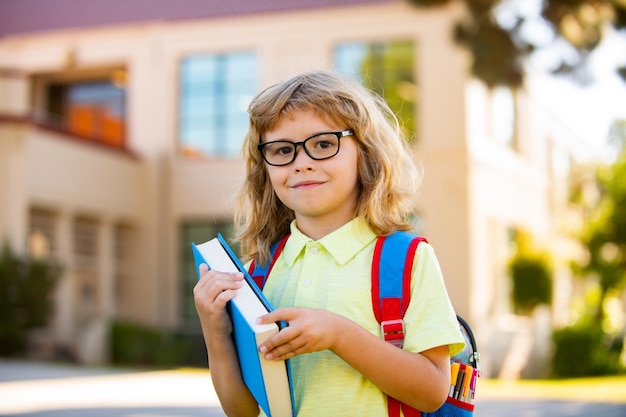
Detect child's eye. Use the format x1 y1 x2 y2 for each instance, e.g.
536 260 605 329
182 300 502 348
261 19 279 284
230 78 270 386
316 140 332 149
310 134 338 151
272 145 294 156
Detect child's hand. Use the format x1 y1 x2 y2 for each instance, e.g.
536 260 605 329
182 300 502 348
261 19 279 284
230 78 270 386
257 307 342 360
193 264 243 337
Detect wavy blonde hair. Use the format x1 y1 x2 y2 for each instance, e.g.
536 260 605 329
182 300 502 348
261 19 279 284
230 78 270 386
235 70 422 265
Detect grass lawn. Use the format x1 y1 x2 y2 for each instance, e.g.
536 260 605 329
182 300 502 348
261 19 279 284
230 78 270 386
479 375 626 403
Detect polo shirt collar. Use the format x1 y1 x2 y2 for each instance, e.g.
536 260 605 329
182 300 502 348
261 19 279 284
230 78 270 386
282 218 377 268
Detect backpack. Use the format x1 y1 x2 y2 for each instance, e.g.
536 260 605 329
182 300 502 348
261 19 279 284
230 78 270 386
248 231 479 417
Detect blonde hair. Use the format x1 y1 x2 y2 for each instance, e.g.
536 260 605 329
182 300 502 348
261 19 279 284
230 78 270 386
235 70 422 264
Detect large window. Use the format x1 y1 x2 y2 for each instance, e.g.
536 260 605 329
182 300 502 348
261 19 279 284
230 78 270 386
180 220 237 327
73 216 100 325
179 51 258 158
334 40 417 142
113 223 137 319
28 207 57 259
490 86 517 149
43 77 126 147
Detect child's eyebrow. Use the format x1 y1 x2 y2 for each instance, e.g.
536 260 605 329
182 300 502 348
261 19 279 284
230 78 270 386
263 131 342 143
263 137 294 143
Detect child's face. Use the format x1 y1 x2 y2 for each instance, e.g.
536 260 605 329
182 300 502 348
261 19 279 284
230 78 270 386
262 108 360 233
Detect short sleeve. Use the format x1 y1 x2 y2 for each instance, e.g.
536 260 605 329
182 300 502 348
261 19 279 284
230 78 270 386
402 242 466 356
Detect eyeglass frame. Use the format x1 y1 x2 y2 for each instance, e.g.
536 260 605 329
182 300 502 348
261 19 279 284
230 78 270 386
257 129 355 166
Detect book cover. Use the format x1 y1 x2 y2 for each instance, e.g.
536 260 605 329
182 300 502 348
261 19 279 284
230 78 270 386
191 234 295 417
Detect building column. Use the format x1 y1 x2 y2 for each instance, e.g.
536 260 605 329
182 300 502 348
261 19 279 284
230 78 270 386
99 218 115 363
0 69 29 252
52 209 75 358
0 124 28 252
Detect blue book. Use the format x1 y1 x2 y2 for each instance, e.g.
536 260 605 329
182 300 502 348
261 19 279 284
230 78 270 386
191 234 295 417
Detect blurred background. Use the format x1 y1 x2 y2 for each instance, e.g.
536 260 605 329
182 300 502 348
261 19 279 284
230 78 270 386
1 0 625 383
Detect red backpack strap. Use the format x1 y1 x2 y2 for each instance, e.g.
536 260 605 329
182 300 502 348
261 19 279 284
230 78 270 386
247 234 290 289
371 231 427 417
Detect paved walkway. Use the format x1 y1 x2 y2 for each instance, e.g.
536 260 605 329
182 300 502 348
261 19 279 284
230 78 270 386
1 359 625 417
0 359 226 417
477 399 626 417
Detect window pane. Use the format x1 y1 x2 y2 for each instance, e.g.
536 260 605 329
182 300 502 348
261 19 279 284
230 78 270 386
179 51 258 158
113 223 137 319
335 40 417 142
492 86 516 148
28 207 57 258
73 216 100 325
45 79 126 147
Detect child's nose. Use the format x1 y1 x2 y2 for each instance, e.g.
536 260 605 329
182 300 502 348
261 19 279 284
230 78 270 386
292 145 316 169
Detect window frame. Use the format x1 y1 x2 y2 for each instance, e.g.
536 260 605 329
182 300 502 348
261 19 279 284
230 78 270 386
333 38 418 143
177 50 258 159
179 220 238 329
31 68 127 148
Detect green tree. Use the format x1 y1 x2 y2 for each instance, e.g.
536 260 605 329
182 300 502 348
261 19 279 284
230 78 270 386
0 245 62 356
551 119 626 377
407 0 626 87
359 41 417 141
574 119 626 322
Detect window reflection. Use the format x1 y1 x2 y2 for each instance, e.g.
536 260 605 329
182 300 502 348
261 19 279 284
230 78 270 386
45 80 126 147
179 51 257 158
334 40 417 142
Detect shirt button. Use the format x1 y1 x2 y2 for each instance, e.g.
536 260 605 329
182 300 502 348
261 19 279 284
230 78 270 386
310 247 318 254
303 279 312 287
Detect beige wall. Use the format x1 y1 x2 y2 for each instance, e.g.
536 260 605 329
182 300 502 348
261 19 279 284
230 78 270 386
26 133 146 216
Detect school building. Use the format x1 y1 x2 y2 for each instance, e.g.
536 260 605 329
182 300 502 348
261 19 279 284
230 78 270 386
0 0 591 376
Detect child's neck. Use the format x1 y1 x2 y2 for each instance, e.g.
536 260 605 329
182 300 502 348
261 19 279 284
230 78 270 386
295 215 355 241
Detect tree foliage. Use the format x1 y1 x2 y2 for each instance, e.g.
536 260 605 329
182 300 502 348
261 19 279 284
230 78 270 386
358 41 418 141
571 119 626 322
552 321 623 376
408 0 626 87
549 118 626 377
508 229 554 315
0 245 62 356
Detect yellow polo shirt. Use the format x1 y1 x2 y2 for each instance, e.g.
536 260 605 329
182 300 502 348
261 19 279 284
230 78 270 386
262 218 465 417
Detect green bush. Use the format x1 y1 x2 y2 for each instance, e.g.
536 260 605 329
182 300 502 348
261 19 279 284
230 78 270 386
508 230 553 315
510 256 553 314
0 244 61 356
552 322 624 377
110 320 196 367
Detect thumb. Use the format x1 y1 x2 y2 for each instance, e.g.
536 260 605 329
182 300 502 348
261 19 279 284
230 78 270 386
256 307 293 325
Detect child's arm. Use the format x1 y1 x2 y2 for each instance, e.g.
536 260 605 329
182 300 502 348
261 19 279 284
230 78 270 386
194 265 260 417
258 307 450 413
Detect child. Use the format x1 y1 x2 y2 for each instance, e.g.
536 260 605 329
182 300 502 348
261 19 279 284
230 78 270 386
194 70 465 417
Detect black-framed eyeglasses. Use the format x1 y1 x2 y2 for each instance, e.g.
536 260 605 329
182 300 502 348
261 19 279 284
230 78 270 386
257 130 354 166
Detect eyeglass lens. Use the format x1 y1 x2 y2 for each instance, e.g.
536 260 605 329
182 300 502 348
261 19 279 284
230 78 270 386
261 133 341 166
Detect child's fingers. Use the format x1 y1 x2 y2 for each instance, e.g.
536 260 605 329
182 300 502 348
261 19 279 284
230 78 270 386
259 307 342 360
193 271 245 337
259 325 306 360
196 270 243 290
194 271 243 308
257 307 296 325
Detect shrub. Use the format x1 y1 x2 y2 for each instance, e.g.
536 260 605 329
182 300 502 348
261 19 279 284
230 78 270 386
110 320 194 367
508 230 553 315
0 244 61 356
552 322 624 377
510 256 553 314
